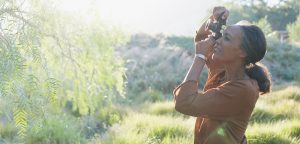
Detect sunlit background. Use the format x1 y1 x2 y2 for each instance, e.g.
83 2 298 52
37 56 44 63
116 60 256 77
57 0 282 35
0 0 299 143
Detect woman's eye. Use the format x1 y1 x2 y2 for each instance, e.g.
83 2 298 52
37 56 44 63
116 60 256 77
224 36 230 41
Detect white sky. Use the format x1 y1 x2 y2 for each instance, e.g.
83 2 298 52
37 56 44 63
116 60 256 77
58 0 280 36
95 0 220 36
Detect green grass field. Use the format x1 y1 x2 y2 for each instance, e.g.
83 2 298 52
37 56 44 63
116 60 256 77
93 83 300 144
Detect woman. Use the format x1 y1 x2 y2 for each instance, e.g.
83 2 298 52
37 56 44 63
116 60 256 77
173 7 271 144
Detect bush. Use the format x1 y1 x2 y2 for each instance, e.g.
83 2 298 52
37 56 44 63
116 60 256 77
139 89 164 103
287 15 300 42
119 34 208 103
0 123 18 143
262 37 300 82
165 36 194 54
95 105 128 129
25 114 84 144
253 17 273 35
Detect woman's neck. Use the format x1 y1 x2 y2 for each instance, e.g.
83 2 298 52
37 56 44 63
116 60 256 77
224 61 249 81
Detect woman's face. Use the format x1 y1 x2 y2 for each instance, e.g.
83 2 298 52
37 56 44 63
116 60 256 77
212 25 246 63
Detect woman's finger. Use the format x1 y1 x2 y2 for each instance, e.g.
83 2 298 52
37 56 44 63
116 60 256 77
212 7 228 20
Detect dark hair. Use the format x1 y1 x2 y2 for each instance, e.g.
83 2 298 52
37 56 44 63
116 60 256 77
239 25 272 94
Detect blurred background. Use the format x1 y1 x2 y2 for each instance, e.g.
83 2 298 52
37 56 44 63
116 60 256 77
0 0 299 143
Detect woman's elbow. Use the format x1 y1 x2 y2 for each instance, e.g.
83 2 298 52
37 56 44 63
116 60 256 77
174 101 189 114
174 102 182 112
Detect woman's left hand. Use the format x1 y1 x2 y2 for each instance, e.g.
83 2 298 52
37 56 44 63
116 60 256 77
195 36 216 57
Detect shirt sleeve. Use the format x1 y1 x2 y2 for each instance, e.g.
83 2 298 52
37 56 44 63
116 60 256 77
173 80 253 119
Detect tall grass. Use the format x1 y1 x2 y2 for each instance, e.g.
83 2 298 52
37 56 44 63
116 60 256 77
97 113 194 144
95 84 300 144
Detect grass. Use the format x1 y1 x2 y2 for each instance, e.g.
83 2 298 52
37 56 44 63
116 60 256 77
142 101 183 117
246 120 300 144
2 83 298 143
94 84 300 144
97 113 194 144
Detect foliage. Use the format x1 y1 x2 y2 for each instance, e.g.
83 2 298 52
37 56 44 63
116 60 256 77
95 105 128 129
0 0 127 141
262 37 300 82
25 114 84 144
0 123 18 143
225 0 300 30
119 34 208 103
253 16 272 35
287 15 300 42
165 36 194 54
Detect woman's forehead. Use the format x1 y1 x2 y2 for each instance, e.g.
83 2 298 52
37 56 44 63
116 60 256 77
224 25 242 38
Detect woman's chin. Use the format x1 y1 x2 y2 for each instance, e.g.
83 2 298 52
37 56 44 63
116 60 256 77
212 53 219 61
212 53 224 63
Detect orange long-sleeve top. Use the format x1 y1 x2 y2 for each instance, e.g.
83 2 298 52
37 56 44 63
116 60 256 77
173 53 259 144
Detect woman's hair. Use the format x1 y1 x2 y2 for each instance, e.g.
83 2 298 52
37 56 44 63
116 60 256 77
239 24 272 94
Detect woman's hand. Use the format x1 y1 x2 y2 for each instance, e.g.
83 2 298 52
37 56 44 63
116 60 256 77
211 6 229 23
194 6 229 42
195 36 216 57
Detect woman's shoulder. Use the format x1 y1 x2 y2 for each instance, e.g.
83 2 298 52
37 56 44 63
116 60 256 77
217 79 259 98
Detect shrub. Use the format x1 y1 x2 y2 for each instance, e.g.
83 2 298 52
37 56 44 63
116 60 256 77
95 105 128 129
253 17 273 35
287 15 300 42
263 37 300 82
165 36 194 54
0 123 18 142
119 34 208 103
25 114 84 144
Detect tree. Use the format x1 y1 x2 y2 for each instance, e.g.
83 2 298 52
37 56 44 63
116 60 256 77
0 0 127 140
253 16 272 35
224 0 300 30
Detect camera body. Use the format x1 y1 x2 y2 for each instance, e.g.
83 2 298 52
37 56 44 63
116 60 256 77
205 12 227 40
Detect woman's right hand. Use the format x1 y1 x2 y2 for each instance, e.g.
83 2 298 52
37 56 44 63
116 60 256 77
194 6 229 42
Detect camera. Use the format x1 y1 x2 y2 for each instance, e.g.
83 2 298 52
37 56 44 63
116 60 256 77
205 12 227 40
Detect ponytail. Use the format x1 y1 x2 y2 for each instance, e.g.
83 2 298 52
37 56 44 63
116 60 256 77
245 63 271 95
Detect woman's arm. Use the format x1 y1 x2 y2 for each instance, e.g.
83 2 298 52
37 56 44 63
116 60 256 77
183 38 215 82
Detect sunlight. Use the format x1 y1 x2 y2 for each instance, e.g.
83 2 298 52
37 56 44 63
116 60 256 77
93 0 219 35
58 0 90 12
53 0 219 35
